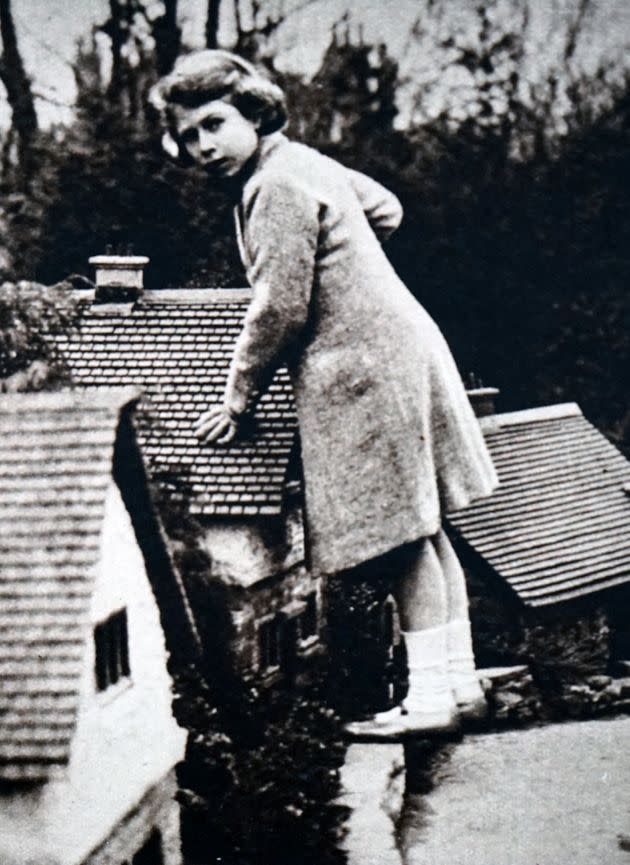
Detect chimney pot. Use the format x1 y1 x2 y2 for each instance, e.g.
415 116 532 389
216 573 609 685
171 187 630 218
467 386 500 418
89 254 149 305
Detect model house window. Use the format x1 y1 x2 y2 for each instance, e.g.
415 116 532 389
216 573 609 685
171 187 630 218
258 617 281 672
297 592 318 642
94 608 130 691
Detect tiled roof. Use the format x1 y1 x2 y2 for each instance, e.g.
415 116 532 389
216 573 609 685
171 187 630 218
56 289 297 517
447 403 630 607
0 388 137 782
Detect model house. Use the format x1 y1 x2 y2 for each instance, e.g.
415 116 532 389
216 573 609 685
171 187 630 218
447 396 630 678
0 389 189 865
55 255 324 684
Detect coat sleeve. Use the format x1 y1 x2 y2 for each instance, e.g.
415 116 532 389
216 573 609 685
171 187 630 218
345 167 403 241
223 174 319 417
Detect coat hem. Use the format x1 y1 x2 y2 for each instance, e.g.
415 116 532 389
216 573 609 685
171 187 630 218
312 476 499 575
313 520 440 576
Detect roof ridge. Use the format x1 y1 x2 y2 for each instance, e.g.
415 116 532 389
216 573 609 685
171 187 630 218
142 288 252 304
480 402 582 432
0 387 140 414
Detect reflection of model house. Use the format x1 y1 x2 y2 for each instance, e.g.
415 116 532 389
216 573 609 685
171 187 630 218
448 394 630 675
0 390 188 865
56 256 323 684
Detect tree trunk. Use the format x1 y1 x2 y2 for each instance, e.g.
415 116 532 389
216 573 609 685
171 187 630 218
153 0 181 75
206 0 221 49
0 0 38 181
105 0 127 102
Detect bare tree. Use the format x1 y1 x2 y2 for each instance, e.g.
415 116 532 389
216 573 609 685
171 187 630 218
206 0 221 49
99 0 170 119
102 0 132 102
0 0 38 181
152 0 180 75
564 0 592 63
220 0 322 61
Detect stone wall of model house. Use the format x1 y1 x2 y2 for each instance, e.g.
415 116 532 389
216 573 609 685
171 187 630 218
196 489 323 683
72 483 186 851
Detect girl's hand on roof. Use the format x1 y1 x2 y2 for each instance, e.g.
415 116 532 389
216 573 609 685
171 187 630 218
194 405 238 445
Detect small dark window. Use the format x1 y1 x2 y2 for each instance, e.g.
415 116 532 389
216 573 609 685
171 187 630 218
132 830 163 865
298 593 318 641
94 609 130 692
259 618 281 671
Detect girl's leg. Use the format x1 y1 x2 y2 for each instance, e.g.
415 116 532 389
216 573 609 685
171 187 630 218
431 529 486 716
431 528 468 620
391 538 447 631
391 540 456 725
345 539 458 737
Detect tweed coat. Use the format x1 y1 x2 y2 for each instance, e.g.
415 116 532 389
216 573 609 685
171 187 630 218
223 132 498 574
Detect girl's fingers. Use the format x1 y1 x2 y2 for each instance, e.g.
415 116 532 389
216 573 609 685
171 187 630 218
196 416 230 441
217 423 237 445
194 405 226 432
194 404 239 445
195 408 238 445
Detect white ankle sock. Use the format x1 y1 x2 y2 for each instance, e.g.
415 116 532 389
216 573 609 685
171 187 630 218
401 626 456 714
446 618 484 702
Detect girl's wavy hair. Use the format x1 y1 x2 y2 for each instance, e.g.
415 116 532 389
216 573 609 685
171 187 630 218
149 50 288 163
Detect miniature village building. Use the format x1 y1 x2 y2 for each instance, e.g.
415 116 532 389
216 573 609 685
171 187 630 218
55 257 324 685
447 398 630 686
0 389 189 865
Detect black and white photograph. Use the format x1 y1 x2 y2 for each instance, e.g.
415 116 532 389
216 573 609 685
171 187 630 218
0 1 629 863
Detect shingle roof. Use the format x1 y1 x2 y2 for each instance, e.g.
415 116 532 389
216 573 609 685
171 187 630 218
56 289 297 517
0 388 138 782
447 403 630 607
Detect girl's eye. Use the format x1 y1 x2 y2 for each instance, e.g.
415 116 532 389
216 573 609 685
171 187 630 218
181 129 197 144
203 119 222 132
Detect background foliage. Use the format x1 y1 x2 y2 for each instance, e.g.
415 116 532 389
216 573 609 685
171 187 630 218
1 1 628 450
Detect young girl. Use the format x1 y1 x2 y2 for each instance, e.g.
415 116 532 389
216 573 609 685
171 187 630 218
150 50 498 737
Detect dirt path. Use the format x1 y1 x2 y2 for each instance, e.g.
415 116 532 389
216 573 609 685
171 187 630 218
339 715 630 865
399 715 630 865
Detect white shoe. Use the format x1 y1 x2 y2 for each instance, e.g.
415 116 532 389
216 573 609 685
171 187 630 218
344 626 461 740
343 702 459 741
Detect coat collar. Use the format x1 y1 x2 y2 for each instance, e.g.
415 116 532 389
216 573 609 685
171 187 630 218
233 132 290 267
253 131 289 171
217 132 289 203
235 131 289 193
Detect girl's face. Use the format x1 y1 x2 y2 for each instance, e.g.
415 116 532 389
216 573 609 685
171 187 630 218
174 99 260 177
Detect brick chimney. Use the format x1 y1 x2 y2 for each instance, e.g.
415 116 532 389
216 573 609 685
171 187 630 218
465 374 499 418
89 253 149 305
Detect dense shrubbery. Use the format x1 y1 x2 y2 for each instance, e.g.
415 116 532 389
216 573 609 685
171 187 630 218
0 279 79 390
11 25 630 456
174 660 348 865
2 16 629 452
